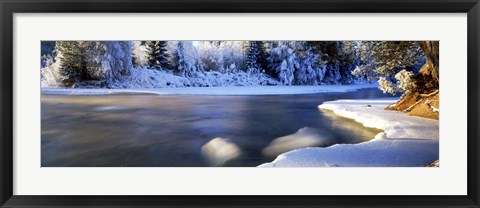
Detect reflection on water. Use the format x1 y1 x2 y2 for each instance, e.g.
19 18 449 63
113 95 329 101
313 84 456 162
41 88 391 167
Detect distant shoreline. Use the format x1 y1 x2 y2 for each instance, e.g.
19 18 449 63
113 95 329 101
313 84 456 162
41 84 378 96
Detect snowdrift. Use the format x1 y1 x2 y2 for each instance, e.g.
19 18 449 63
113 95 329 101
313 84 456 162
259 97 439 167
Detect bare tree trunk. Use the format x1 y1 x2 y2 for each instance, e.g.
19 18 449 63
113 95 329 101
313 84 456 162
416 41 439 90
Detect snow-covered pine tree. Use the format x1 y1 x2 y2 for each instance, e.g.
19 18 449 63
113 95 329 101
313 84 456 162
170 41 204 77
294 42 320 85
244 41 259 73
145 41 160 69
256 41 268 73
157 41 172 69
267 41 297 85
145 41 171 70
244 41 268 74
306 41 339 84
101 41 133 83
303 41 358 84
263 41 278 77
175 41 187 76
55 41 89 86
336 41 357 84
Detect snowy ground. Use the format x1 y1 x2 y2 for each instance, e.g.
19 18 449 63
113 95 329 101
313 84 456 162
41 84 377 96
259 97 439 167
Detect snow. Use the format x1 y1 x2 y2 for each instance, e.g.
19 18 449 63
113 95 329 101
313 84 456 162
259 97 439 167
109 67 192 88
201 137 241 166
262 127 336 157
41 83 378 96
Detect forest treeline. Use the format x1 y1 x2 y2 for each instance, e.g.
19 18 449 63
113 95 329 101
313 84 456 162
41 41 426 92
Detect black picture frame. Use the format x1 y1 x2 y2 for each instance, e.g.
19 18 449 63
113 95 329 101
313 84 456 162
1 0 479 207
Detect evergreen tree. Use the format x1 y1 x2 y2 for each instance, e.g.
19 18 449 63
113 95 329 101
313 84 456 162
303 41 359 84
267 42 297 85
245 41 259 73
294 42 321 85
145 41 171 70
174 41 187 76
257 41 269 73
102 41 133 82
244 41 268 73
157 41 171 69
55 41 89 86
263 41 278 77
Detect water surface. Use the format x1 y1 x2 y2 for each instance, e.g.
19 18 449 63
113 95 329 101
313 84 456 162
41 88 391 167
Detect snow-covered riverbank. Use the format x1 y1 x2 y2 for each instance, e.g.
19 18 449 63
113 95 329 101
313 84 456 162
259 97 439 167
41 84 377 96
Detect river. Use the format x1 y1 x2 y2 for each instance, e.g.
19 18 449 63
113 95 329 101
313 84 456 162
41 88 392 167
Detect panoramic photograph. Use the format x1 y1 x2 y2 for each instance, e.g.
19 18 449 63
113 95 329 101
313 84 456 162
40 40 439 167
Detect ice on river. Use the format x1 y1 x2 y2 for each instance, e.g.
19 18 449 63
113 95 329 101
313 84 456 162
259 97 439 167
262 127 336 157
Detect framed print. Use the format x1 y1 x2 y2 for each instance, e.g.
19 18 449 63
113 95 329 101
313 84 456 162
1 0 479 207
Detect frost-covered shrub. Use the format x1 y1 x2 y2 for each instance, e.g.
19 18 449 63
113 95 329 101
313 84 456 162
378 77 396 94
378 70 416 95
188 71 279 87
110 67 191 88
395 69 416 91
110 67 279 88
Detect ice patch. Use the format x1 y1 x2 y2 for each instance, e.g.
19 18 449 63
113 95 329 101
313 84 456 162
262 127 335 157
259 98 439 167
201 138 241 166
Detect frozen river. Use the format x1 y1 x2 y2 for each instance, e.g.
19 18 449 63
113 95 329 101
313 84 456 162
41 88 392 167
